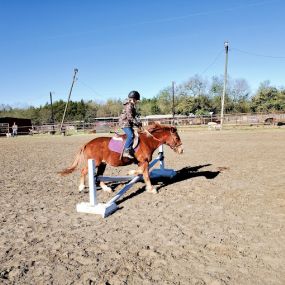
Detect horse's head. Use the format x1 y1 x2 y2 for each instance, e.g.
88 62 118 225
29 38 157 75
147 123 183 154
165 126 183 154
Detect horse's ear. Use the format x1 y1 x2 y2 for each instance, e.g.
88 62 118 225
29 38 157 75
147 121 160 130
170 126 177 133
147 122 155 132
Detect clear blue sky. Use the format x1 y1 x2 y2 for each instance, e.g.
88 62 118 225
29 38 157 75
0 0 284 107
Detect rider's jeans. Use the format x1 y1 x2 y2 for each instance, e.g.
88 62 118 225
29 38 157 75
122 127 134 149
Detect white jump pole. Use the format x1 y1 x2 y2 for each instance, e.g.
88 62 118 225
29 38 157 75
159 144 165 169
88 159 97 206
76 144 176 218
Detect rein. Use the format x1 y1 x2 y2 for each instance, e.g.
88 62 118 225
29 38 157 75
143 128 162 143
143 127 182 151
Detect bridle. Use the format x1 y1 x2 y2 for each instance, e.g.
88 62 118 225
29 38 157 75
168 129 183 151
143 127 182 151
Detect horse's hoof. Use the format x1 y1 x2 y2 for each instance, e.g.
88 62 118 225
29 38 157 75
128 169 137 175
146 187 158 194
78 185 85 192
102 185 113 193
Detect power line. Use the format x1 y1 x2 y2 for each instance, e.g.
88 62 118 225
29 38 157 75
232 47 285 59
77 79 127 99
77 79 103 99
201 49 224 74
138 0 279 26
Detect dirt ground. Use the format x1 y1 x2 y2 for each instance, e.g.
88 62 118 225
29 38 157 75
0 129 284 285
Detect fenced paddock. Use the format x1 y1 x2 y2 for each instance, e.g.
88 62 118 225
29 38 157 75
19 112 285 136
0 129 284 284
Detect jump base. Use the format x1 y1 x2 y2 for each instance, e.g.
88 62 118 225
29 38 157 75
76 202 118 218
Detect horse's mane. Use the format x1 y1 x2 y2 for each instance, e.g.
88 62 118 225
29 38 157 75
146 122 176 133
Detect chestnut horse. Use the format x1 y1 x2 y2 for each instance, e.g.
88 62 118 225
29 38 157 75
59 123 183 193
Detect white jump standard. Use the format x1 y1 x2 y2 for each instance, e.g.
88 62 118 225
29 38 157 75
76 145 176 218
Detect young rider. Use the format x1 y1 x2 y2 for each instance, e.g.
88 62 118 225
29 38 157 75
119 90 142 159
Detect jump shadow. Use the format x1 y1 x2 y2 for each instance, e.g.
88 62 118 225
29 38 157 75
116 164 220 205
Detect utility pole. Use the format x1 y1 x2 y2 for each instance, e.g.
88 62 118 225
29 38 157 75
172 81 175 124
50 92 55 124
60 68 78 133
221 41 229 129
50 92 55 133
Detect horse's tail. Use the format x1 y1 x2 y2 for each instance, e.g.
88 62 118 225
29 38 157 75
58 145 86 176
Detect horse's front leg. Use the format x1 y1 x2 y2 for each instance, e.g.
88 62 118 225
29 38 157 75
141 161 157 194
128 162 157 193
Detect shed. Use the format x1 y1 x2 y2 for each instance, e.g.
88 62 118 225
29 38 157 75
0 117 32 135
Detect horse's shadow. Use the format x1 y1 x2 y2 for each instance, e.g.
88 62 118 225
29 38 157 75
116 164 220 205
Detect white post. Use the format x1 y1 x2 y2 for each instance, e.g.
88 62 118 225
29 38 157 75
88 159 97 206
158 144 165 169
77 158 117 217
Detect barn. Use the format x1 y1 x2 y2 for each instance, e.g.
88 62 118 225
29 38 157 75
0 117 32 135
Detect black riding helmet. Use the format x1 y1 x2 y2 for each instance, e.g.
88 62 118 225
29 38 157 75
128 90 140 100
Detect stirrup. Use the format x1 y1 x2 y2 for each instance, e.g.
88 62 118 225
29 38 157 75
123 149 135 159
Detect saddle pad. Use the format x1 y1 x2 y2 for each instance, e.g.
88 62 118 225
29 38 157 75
108 136 139 154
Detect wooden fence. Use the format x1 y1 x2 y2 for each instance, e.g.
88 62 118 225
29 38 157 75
1 112 284 136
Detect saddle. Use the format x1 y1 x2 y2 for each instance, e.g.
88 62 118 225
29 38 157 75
108 130 140 154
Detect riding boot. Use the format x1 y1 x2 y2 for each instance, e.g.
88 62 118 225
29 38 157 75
123 148 135 159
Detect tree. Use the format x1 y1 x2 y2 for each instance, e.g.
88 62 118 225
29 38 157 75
230 79 251 113
209 76 224 114
106 99 123 117
29 107 41 125
2 76 283 125
192 95 212 115
156 88 173 114
251 81 283 112
0 104 12 112
52 100 66 122
182 74 208 97
85 100 99 121
139 98 160 116
175 94 194 115
172 75 209 115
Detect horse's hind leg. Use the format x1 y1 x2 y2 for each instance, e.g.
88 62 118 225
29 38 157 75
78 163 112 193
98 163 113 193
79 166 88 192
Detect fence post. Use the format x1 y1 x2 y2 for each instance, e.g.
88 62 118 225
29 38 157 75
88 159 97 206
